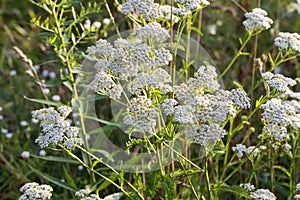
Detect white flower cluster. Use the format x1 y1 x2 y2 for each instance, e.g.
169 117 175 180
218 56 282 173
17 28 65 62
249 189 276 200
160 65 250 145
261 98 300 141
19 182 53 200
86 23 251 147
89 70 123 99
135 22 170 41
295 183 300 200
124 96 157 133
232 144 266 158
193 65 220 92
262 123 288 141
296 183 300 192
240 183 255 192
75 189 100 200
120 0 165 21
161 98 178 116
274 32 300 53
32 106 83 149
127 68 172 95
262 72 297 93
120 0 210 21
173 0 210 16
230 88 251 109
88 23 172 100
173 105 194 124
193 90 237 123
187 124 226 145
242 8 273 31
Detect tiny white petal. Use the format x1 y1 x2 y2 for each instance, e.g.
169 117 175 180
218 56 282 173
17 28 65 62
20 121 28 127
9 70 17 76
92 21 101 28
103 18 110 25
21 151 30 158
52 95 61 101
42 69 49 77
39 150 46 157
49 71 56 79
6 133 13 139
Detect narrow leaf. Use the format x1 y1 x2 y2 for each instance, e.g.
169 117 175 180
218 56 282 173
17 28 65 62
83 115 119 126
31 155 80 164
29 165 77 192
63 166 78 190
24 96 62 106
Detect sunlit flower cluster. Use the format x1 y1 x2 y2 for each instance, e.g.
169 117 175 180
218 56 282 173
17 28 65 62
187 124 226 145
163 65 250 145
261 97 300 142
262 72 297 93
232 144 266 158
120 0 210 21
19 182 53 200
124 96 158 133
32 106 83 149
249 189 276 200
242 8 273 31
240 183 255 192
75 189 100 200
88 23 172 100
274 32 300 53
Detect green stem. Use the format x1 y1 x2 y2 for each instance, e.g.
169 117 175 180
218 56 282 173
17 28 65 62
51 3 95 183
220 32 252 77
104 0 121 37
270 149 275 192
185 14 192 81
205 157 212 200
290 132 298 198
76 146 145 199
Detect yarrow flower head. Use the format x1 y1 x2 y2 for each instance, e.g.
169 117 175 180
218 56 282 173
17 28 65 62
127 68 172 95
274 32 300 53
249 189 276 200
230 88 251 109
261 98 296 126
242 8 273 32
124 96 157 133
187 124 226 145
120 0 163 21
260 97 300 142
232 144 264 158
120 0 210 21
193 65 220 92
135 22 170 42
161 98 178 116
240 183 256 192
193 90 236 124
19 182 53 200
262 72 297 93
75 189 100 200
296 182 300 192
89 70 123 99
87 23 173 101
295 194 300 200
174 0 210 14
32 106 83 149
262 123 289 141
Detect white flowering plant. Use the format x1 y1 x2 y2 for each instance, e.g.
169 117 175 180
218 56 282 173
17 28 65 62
2 0 300 199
